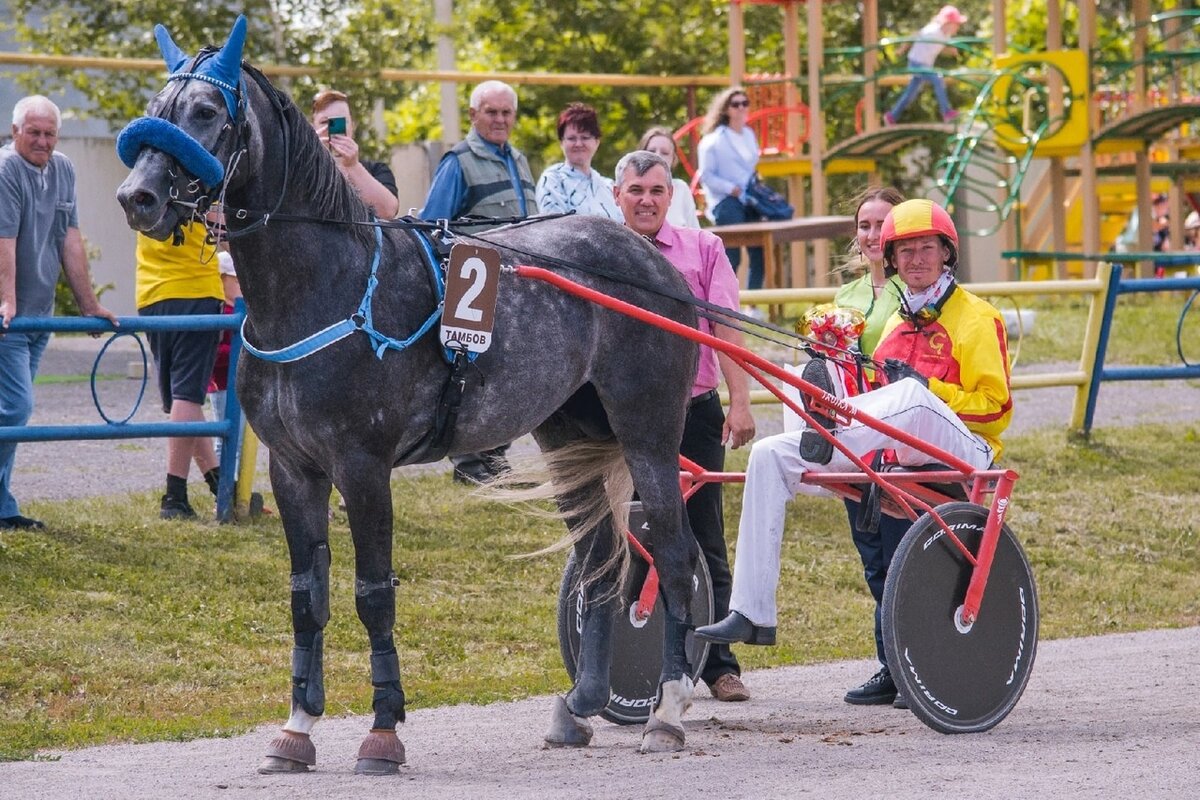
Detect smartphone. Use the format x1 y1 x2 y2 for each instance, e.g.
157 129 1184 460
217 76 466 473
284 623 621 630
327 116 347 136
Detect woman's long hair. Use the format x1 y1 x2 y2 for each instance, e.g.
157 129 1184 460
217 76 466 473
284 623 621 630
637 125 678 169
701 86 748 135
838 185 906 277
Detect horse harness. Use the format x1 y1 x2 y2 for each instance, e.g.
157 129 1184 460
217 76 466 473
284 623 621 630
121 49 890 467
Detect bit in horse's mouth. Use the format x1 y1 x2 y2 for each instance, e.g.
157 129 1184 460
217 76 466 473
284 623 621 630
136 207 181 241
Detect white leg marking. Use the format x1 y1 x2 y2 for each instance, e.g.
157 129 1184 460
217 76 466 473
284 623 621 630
283 707 320 735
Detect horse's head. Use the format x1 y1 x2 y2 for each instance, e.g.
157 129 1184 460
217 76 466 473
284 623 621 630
116 15 251 240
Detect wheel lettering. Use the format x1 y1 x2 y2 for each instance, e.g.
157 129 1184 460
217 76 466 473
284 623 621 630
1006 586 1029 686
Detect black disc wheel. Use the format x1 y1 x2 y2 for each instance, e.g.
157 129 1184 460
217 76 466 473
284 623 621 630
882 501 1038 734
557 549 712 726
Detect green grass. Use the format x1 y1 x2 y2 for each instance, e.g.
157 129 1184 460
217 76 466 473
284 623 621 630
995 292 1200 367
33 374 125 385
1 422 1197 760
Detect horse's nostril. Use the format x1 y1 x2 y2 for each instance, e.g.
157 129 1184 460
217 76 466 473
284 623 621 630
133 190 158 209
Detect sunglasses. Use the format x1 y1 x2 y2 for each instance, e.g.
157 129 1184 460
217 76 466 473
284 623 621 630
728 99 750 108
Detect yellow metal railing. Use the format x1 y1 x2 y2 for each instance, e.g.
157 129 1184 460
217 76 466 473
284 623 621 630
734 269 1113 433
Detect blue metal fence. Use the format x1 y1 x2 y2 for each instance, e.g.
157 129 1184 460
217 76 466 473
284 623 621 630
1 306 247 521
1084 264 1200 433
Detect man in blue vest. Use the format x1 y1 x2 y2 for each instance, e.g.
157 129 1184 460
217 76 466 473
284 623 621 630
421 80 536 485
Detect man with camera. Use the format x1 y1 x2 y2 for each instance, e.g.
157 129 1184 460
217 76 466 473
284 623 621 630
311 89 399 219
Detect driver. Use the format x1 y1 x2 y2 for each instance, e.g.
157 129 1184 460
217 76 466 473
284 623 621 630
696 198 1012 647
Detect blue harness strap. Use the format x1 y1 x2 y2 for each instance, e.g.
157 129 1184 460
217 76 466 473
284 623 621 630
242 220 448 364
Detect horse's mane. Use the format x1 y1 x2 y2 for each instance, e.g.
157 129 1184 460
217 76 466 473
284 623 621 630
244 64 376 246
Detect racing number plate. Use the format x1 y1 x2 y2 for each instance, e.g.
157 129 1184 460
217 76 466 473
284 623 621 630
440 244 500 354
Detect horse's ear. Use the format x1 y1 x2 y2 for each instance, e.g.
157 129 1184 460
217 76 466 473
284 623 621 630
211 14 248 88
154 24 190 73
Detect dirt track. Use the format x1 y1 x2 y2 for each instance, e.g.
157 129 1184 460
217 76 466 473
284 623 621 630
1 626 1197 799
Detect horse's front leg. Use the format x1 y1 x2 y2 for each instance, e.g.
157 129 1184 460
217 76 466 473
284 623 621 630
259 456 333 774
639 477 699 754
341 462 407 776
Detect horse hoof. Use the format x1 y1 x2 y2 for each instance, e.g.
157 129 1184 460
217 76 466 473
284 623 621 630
258 730 315 773
258 756 312 774
354 729 405 775
355 758 401 776
640 715 686 754
543 695 593 748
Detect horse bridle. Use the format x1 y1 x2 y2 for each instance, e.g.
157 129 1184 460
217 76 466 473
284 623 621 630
157 51 292 244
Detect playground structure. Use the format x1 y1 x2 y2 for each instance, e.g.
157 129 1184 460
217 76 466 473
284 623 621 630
674 1 1200 286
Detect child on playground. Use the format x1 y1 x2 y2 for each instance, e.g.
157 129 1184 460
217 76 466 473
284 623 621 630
883 5 968 126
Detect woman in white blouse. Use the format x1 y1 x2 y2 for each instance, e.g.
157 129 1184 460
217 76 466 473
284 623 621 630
536 102 622 221
697 87 764 289
637 126 701 230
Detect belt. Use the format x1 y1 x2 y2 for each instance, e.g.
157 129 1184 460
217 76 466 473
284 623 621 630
689 388 719 408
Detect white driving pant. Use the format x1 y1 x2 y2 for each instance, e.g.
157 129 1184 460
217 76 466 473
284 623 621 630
729 377 994 626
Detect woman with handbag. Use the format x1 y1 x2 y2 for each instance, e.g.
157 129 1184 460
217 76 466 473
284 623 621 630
697 87 766 291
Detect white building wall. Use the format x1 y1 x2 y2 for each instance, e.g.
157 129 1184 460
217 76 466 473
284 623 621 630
55 137 140 314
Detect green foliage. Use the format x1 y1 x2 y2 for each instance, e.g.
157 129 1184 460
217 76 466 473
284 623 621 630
1 420 1199 758
3 2 1182 211
53 278 113 318
2 1 1005 184
52 234 110 317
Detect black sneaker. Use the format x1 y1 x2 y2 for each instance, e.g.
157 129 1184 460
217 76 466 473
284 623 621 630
0 514 45 530
799 358 837 465
160 494 197 520
844 666 898 705
452 462 494 486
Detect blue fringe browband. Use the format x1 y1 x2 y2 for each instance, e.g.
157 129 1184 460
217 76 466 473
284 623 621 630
116 116 225 188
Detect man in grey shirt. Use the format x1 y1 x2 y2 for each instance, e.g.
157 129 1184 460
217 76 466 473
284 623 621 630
0 94 117 530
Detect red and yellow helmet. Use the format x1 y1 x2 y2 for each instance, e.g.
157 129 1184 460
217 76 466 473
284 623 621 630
880 199 959 270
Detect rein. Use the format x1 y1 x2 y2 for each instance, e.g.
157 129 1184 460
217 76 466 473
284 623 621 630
131 60 855 366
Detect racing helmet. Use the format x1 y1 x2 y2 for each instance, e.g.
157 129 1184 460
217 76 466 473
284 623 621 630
880 199 959 271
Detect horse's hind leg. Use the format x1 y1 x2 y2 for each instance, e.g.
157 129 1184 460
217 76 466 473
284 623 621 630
544 477 620 748
340 460 407 775
546 500 623 747
259 457 334 774
624 448 700 754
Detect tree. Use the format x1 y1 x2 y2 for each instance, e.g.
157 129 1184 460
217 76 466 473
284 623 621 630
2 0 431 160
6 1 1042 194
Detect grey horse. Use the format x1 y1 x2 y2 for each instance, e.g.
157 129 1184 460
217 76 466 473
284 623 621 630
116 16 704 773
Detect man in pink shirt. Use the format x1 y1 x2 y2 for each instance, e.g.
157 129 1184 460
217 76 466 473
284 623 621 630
613 149 756 702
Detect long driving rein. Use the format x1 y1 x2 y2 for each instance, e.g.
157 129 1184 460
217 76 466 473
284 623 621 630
117 41 846 366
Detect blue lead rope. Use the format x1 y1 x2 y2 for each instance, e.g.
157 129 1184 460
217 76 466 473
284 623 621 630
242 220 445 363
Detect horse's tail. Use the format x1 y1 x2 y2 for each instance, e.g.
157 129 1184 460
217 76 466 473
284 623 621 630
489 439 633 592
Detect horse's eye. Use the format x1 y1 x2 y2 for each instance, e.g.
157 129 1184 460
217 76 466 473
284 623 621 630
196 107 219 122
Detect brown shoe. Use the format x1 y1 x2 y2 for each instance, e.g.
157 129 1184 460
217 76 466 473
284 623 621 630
709 673 750 702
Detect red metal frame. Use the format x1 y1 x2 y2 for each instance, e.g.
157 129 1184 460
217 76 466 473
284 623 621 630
517 265 1018 627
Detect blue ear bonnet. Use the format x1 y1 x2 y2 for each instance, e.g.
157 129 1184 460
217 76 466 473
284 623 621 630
156 14 247 119
115 15 247 187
